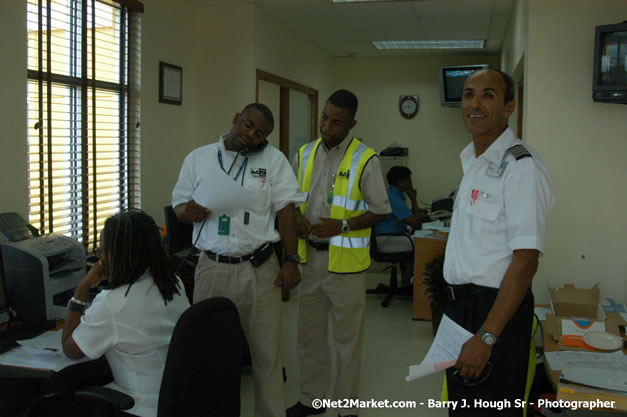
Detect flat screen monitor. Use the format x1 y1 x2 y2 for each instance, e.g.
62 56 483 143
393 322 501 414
439 64 489 107
592 22 627 104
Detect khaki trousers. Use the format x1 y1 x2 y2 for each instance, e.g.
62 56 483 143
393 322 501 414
194 252 284 417
296 248 366 416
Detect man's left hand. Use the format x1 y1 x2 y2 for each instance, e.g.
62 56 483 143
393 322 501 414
274 260 301 290
454 334 492 381
310 217 342 238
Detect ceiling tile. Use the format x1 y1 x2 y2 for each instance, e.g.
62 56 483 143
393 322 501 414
334 2 417 19
493 0 513 15
418 15 491 29
414 0 494 16
490 14 510 28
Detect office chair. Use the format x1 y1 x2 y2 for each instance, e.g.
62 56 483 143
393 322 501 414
164 205 197 303
60 297 245 417
366 233 415 307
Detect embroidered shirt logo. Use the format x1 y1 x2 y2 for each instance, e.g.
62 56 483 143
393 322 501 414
251 168 267 179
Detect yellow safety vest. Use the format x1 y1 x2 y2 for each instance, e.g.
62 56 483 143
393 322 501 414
297 137 376 273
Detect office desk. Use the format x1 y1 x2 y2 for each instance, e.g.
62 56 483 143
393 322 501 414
542 318 627 413
0 328 111 416
412 234 447 320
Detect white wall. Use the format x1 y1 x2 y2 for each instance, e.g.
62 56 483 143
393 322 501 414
332 55 499 205
141 0 200 224
0 0 28 217
525 0 627 303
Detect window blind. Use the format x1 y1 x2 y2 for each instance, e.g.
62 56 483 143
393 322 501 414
26 0 142 252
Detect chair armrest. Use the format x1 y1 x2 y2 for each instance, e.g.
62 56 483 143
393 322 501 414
73 385 135 410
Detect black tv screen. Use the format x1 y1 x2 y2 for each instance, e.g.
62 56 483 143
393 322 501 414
439 64 488 107
592 22 627 104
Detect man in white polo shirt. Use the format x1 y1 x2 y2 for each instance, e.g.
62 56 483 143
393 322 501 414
443 68 554 416
172 103 304 417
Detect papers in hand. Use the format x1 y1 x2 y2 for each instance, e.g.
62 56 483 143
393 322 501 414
406 314 473 382
192 165 253 215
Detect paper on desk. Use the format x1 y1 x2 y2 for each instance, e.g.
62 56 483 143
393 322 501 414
544 350 627 371
18 329 62 356
562 366 627 392
0 330 90 372
192 165 254 214
406 314 472 382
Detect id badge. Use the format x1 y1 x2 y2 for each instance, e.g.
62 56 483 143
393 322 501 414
218 215 230 235
327 187 334 205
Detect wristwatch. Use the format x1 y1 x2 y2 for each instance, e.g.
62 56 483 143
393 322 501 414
341 219 350 233
478 327 498 345
67 297 89 314
284 254 301 264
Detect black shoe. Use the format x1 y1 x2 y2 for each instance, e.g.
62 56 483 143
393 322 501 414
286 401 326 417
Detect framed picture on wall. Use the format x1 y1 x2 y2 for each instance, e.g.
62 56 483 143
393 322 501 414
159 61 182 105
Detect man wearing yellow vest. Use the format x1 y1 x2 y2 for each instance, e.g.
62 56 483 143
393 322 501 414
287 90 391 417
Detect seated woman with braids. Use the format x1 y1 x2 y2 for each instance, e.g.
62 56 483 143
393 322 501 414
61 209 191 417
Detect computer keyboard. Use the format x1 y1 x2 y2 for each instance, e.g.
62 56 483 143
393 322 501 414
0 333 19 355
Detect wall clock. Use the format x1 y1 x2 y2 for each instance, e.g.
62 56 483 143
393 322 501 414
399 95 419 119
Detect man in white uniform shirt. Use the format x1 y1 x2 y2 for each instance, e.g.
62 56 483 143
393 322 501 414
172 103 304 417
443 69 554 416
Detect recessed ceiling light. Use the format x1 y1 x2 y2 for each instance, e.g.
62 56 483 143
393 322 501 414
372 40 485 49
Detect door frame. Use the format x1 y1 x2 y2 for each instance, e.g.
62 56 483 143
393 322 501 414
256 69 318 158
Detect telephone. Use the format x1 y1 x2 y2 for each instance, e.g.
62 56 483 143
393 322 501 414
241 140 268 156
0 213 38 243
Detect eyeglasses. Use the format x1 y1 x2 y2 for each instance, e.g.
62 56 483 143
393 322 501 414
451 361 493 387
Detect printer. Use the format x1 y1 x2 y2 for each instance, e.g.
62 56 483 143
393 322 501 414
0 213 86 326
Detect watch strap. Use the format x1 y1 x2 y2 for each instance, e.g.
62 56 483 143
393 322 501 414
68 297 88 314
478 327 498 345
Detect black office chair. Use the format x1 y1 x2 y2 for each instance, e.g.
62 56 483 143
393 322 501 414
57 297 245 417
366 233 415 307
164 205 197 303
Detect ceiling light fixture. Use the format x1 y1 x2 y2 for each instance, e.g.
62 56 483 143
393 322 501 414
372 40 485 49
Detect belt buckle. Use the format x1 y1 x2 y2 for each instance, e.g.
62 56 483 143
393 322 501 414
448 286 456 301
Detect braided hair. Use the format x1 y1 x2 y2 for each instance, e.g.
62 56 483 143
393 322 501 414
100 209 181 303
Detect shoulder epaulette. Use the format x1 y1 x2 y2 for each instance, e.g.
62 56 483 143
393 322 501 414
507 144 532 160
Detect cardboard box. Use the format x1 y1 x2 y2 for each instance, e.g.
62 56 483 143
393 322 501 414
550 283 600 318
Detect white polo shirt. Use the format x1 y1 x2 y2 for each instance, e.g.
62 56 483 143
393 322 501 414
72 274 190 417
443 127 555 288
172 136 304 256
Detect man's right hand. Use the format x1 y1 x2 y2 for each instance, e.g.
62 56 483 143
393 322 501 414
176 200 211 223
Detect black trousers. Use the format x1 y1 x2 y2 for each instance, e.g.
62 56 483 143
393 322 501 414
445 287 534 417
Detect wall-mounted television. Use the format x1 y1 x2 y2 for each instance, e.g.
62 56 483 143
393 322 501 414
439 64 488 107
592 21 627 104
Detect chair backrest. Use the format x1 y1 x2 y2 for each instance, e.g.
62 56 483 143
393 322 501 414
370 232 415 263
158 297 244 417
163 205 193 256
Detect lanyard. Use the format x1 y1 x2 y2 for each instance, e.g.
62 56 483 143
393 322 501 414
218 149 248 186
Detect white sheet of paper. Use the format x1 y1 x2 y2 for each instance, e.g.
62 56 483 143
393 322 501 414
192 164 254 214
406 314 473 382
563 366 627 392
544 350 626 371
0 330 90 372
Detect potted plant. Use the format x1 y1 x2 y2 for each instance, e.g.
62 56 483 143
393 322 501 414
423 253 449 336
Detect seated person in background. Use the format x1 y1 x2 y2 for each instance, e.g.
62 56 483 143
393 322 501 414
61 209 191 417
375 165 423 234
373 166 422 285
